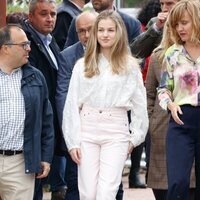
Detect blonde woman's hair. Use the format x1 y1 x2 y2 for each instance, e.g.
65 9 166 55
168 0 200 45
157 20 174 61
84 10 131 78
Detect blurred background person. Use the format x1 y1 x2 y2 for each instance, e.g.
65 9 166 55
21 0 67 199
65 0 142 47
137 0 161 31
53 0 89 50
128 0 161 190
6 12 28 25
131 0 180 58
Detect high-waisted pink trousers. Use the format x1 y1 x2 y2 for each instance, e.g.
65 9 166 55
78 105 130 200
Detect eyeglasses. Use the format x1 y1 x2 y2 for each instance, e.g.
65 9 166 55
77 27 92 35
4 41 31 50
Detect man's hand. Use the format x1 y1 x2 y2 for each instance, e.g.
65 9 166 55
35 162 50 179
69 148 81 165
168 102 184 125
156 12 169 29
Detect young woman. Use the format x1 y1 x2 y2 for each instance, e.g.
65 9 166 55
158 0 200 199
62 10 148 199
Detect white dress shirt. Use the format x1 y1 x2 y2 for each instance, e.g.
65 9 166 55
62 54 149 150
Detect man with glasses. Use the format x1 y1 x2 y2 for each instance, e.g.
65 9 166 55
21 0 67 199
0 24 54 200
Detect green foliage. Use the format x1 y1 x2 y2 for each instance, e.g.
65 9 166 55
6 0 148 14
7 4 28 14
122 0 147 7
6 0 61 14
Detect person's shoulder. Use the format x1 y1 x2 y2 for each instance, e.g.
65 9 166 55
70 57 84 74
117 10 139 22
117 10 141 33
127 55 140 72
21 19 32 35
75 57 84 66
165 44 181 57
23 63 46 80
57 0 81 16
62 42 82 54
23 63 39 72
61 42 83 61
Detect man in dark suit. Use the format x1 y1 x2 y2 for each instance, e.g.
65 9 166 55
56 11 97 200
22 0 67 199
53 0 86 50
65 0 142 47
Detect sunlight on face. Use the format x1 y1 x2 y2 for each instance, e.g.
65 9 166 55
97 18 116 51
175 10 193 43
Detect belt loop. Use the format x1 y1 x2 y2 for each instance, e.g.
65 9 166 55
3 150 5 156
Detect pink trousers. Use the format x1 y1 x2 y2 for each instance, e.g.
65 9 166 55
78 105 130 200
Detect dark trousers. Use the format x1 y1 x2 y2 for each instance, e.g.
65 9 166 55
153 189 195 200
167 105 200 200
48 155 67 192
65 152 123 200
129 143 144 183
65 152 79 200
33 155 67 200
153 189 167 200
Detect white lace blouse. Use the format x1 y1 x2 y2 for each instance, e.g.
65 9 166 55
62 54 149 151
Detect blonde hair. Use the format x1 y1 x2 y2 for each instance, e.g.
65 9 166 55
84 10 131 78
156 20 174 61
168 0 200 45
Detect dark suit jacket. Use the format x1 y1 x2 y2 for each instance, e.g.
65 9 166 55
22 20 66 153
53 0 82 50
56 41 84 131
131 17 162 58
65 10 142 48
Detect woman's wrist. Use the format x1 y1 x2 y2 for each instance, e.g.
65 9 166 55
167 100 173 111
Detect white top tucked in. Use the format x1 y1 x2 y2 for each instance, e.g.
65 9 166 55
62 54 149 150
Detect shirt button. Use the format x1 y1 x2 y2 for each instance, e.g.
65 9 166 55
99 110 102 113
26 169 29 173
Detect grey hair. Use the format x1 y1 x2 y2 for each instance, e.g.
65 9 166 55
29 0 56 13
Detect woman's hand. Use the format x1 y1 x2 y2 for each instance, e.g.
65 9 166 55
167 102 184 125
69 148 81 165
127 142 134 158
